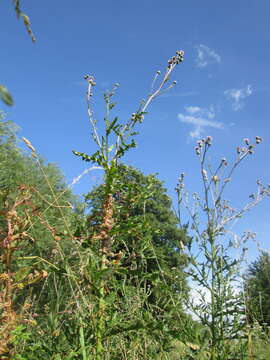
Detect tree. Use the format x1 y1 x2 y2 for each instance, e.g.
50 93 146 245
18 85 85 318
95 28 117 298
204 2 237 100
244 252 270 326
85 164 189 318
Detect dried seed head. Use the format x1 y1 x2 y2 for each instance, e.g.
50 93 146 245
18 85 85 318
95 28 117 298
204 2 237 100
212 175 219 183
236 146 241 154
167 50 185 68
157 70 161 75
243 138 250 145
255 136 263 144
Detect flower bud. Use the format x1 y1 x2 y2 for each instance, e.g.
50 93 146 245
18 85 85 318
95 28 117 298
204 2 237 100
205 136 212 145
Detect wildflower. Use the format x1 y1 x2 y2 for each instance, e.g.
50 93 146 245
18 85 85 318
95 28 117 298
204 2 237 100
0 273 9 281
52 329 60 336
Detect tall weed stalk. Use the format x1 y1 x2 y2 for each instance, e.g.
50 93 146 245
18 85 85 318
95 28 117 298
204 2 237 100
176 136 269 360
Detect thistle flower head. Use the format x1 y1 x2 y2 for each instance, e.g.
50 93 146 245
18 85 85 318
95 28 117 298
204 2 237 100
205 136 212 145
221 158 228 166
195 147 201 155
167 50 185 68
243 138 250 145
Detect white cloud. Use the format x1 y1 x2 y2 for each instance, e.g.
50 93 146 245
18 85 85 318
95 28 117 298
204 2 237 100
161 91 198 98
178 105 223 139
195 44 221 68
224 85 253 111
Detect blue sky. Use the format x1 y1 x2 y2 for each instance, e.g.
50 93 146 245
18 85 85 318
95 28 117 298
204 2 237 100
1 0 270 261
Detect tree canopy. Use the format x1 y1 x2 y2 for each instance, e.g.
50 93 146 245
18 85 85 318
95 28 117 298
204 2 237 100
244 252 270 326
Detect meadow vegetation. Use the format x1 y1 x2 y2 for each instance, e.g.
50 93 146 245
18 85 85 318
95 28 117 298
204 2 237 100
1 3 270 359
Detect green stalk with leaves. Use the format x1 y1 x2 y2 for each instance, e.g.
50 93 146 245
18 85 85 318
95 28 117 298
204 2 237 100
73 50 184 359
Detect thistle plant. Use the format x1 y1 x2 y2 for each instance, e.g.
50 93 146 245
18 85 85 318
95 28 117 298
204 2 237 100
176 136 269 360
73 50 184 360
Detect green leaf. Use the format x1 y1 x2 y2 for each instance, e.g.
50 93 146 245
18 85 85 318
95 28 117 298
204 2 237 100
106 117 118 136
0 85 14 106
14 266 31 282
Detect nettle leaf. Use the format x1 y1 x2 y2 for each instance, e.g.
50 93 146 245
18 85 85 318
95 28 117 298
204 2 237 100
0 85 14 106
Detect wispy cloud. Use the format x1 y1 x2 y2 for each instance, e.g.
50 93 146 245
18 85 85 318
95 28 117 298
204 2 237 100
224 85 253 111
161 91 198 98
178 105 224 139
195 44 221 68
